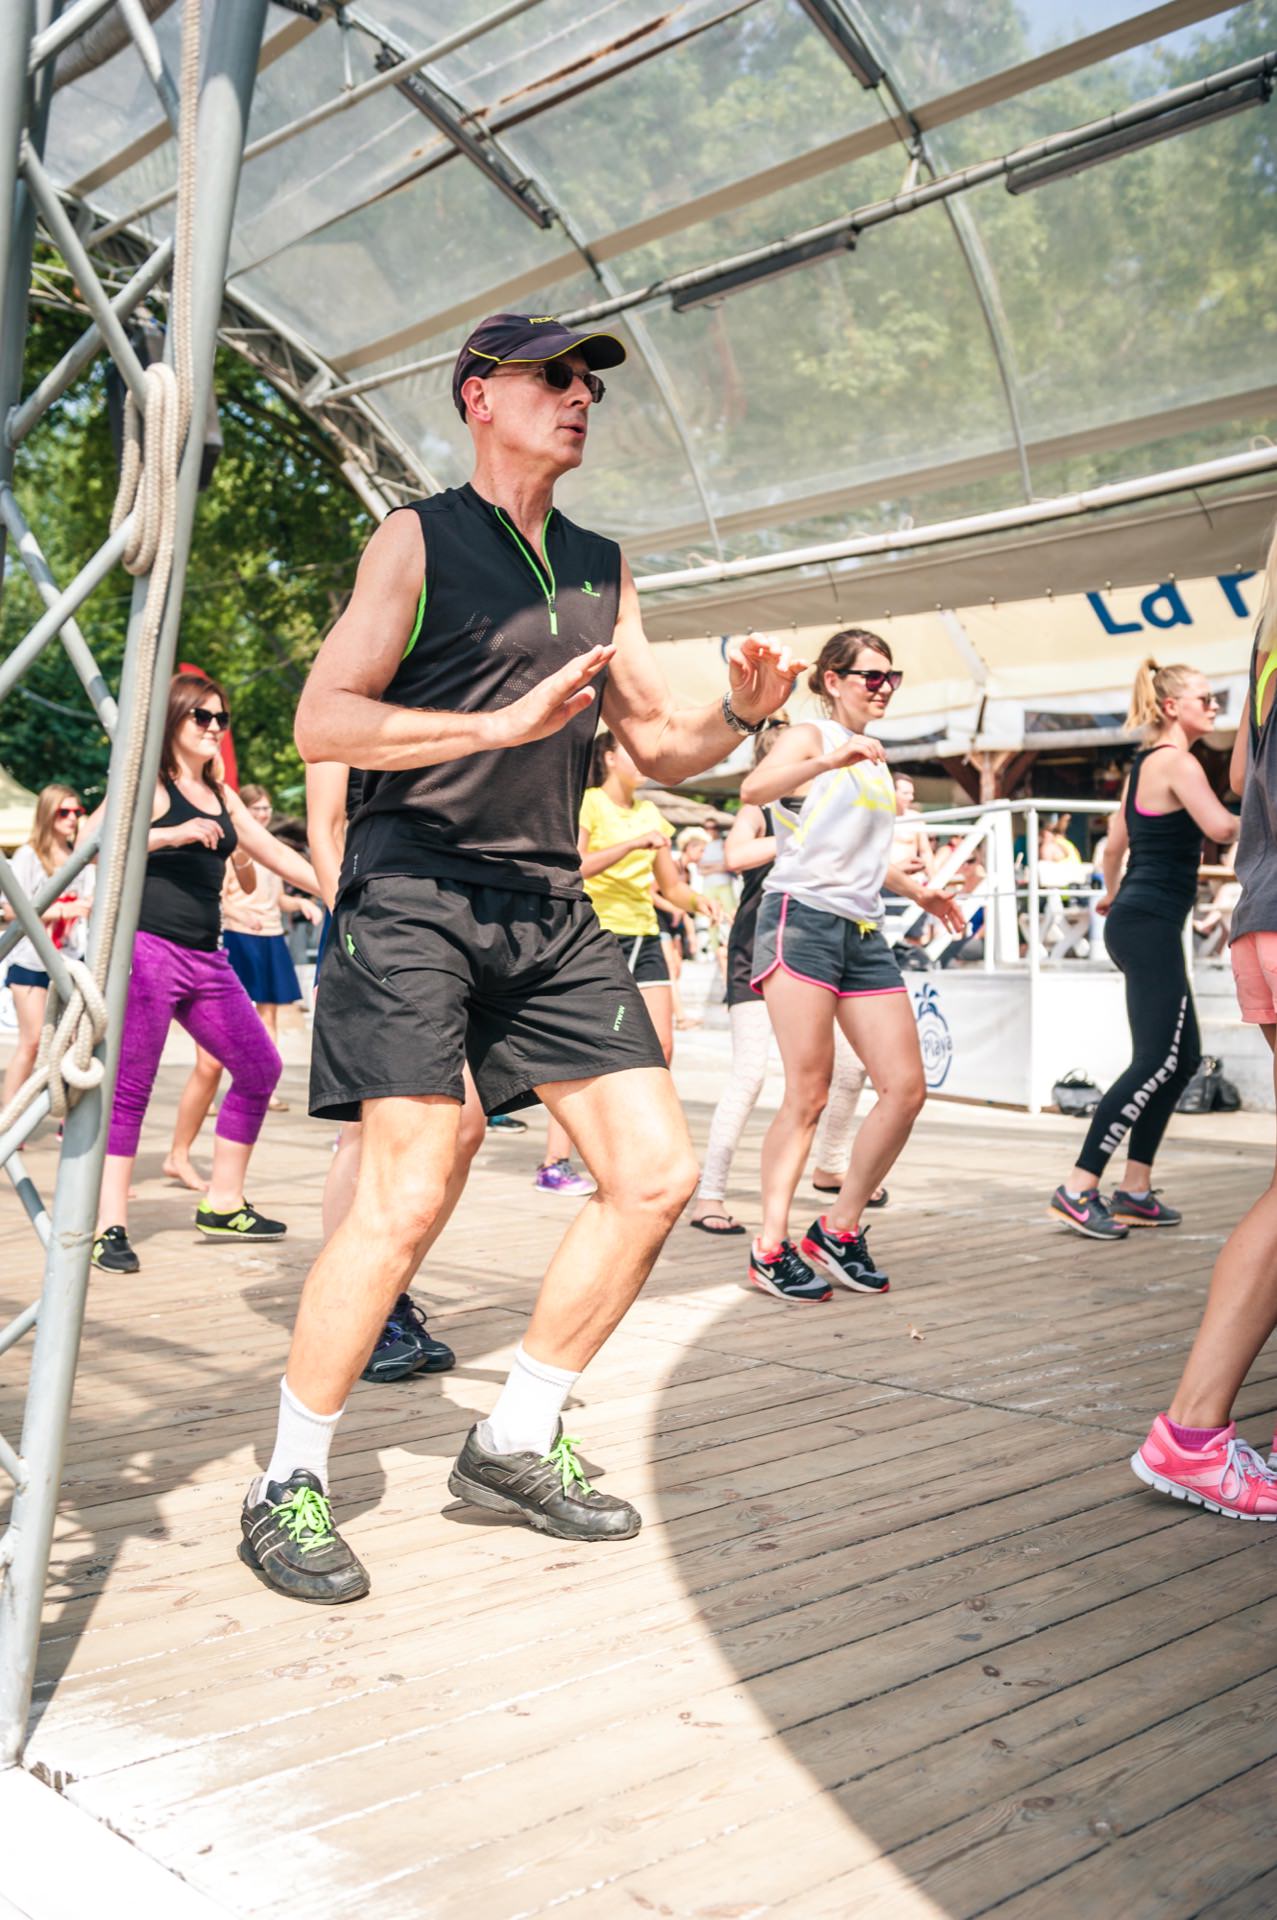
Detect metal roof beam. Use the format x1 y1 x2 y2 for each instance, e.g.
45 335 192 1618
320 0 1235 371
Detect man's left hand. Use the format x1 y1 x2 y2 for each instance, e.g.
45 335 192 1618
726 632 807 725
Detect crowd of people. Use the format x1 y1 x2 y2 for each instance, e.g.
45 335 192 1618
4 308 1277 1602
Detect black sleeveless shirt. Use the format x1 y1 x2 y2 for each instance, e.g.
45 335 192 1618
1115 746 1202 925
138 777 237 952
343 485 622 898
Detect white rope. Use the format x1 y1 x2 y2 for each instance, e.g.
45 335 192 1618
0 0 200 1142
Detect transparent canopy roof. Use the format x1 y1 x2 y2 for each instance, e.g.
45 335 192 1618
40 0 1277 627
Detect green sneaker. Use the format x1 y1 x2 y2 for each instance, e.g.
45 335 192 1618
239 1469 369 1604
447 1426 641 1541
196 1196 286 1241
92 1224 140 1274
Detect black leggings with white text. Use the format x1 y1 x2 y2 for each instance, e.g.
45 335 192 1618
1076 903 1200 1180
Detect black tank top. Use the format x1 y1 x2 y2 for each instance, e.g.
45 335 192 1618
1116 746 1202 925
137 777 237 952
728 800 801 966
343 485 622 898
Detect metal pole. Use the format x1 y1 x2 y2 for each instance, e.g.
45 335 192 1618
1025 806 1041 1116
0 0 269 1770
0 0 40 583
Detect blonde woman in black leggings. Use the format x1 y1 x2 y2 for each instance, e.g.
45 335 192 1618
1048 658 1237 1242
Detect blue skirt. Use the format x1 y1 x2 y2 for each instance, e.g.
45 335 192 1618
222 931 302 1005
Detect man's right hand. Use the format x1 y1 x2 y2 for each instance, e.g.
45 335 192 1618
495 645 615 748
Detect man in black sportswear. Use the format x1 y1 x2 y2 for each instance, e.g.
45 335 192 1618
240 314 801 1602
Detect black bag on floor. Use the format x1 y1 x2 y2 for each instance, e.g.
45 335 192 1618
1053 1070 1101 1117
1176 1056 1243 1113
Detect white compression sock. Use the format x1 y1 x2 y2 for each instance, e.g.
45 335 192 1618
480 1343 580 1458
260 1377 344 1494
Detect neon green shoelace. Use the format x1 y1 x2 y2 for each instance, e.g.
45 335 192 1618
271 1485 335 1552
542 1434 592 1494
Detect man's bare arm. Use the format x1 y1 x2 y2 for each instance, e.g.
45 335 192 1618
601 558 802 783
295 514 612 768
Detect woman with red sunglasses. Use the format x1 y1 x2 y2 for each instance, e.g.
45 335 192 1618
2 783 92 1110
82 674 322 1275
739 628 963 1303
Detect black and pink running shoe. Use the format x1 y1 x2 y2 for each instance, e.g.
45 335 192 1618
749 1238 831 1304
1110 1189 1182 1229
800 1215 889 1294
1047 1185 1129 1241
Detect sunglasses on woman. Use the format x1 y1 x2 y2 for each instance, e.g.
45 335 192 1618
190 706 229 732
56 804 84 819
833 667 904 694
494 361 606 404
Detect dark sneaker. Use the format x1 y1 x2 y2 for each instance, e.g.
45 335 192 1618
1111 1189 1182 1229
195 1197 287 1241
360 1312 423 1383
800 1215 890 1293
448 1427 641 1541
392 1292 456 1373
239 1468 369 1604
486 1112 528 1133
92 1224 139 1274
1048 1185 1129 1241
749 1238 831 1304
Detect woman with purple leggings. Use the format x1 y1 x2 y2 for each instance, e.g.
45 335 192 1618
87 673 321 1275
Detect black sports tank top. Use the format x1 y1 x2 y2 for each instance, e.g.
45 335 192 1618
728 800 802 967
343 485 622 898
1115 746 1202 925
137 777 237 952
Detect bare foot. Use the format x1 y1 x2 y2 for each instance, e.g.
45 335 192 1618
162 1154 208 1194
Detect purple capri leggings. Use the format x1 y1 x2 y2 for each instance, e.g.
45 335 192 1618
108 929 282 1158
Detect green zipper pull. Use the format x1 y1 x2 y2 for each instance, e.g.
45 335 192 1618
548 603 558 635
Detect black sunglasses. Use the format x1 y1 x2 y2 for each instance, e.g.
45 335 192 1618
497 361 606 404
190 706 229 732
56 804 84 818
833 667 903 694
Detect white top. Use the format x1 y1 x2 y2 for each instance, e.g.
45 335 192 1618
3 842 93 974
763 718 898 924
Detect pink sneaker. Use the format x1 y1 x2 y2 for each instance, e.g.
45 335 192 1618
1131 1415 1277 1520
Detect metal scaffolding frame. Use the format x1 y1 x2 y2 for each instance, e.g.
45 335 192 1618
0 0 267 1770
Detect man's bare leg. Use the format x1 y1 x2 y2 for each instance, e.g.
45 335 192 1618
284 1094 462 1416
449 1065 699 1539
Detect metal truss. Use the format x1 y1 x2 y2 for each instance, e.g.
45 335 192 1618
0 0 268 1770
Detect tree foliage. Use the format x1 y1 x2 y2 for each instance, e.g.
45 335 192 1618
0 296 371 805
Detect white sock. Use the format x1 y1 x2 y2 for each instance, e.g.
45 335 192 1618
479 1343 579 1458
259 1376 344 1495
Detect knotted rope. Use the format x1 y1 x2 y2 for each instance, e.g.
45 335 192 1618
0 0 199 1138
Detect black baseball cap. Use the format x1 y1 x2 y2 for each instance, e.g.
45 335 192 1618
452 313 626 419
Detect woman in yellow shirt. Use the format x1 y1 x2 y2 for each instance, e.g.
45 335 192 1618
535 732 715 1193
579 732 716 1062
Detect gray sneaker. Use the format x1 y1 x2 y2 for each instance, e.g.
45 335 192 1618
1048 1184 1129 1241
447 1426 641 1541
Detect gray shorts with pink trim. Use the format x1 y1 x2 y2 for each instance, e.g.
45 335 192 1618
750 891 906 999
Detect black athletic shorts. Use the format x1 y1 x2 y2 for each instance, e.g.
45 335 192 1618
310 876 667 1122
608 929 670 986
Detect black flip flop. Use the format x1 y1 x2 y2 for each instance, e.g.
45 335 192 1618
689 1212 747 1236
813 1182 889 1208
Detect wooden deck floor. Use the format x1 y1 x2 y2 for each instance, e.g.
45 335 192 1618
3 1049 1277 1919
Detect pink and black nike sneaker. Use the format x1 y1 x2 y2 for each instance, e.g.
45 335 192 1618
1047 1185 1128 1241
